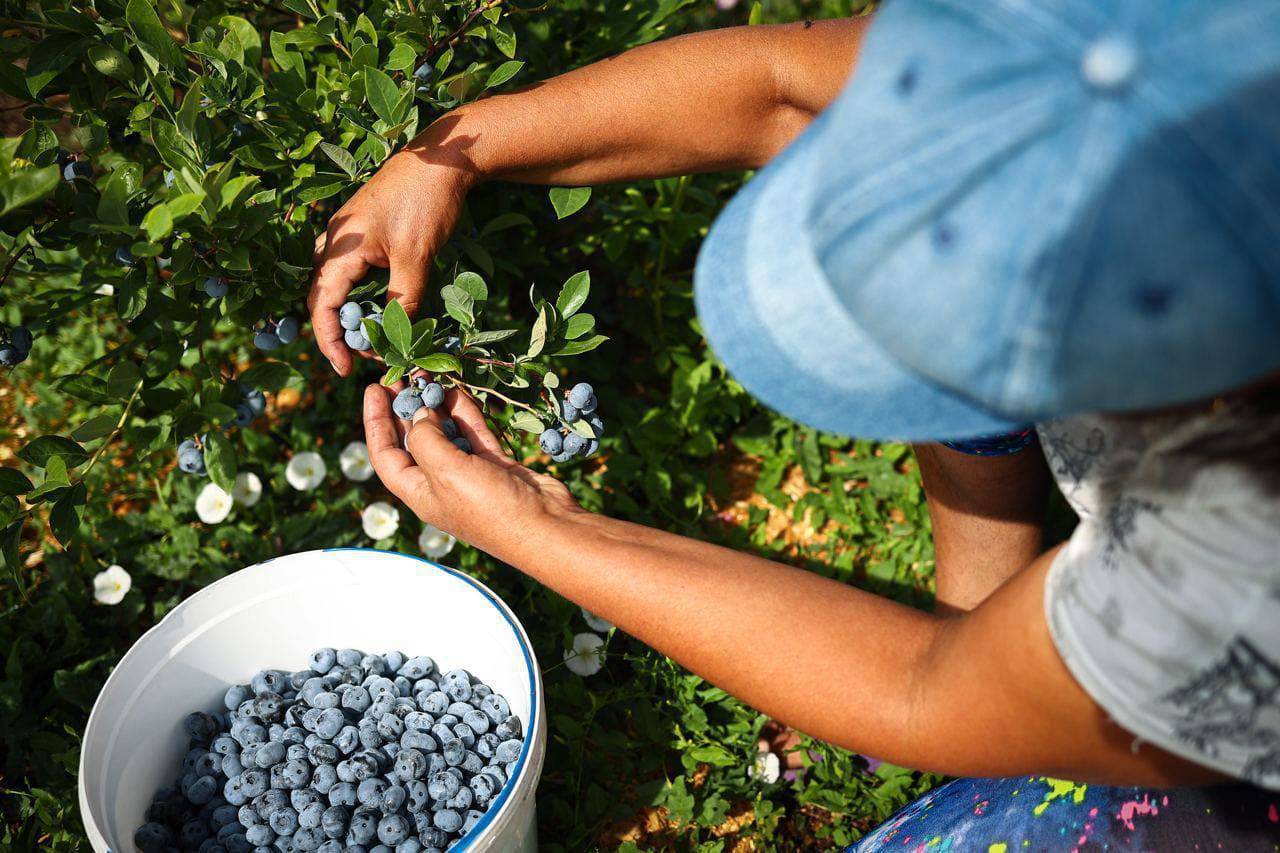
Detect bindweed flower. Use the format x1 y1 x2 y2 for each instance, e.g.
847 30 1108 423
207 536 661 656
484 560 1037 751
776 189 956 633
339 441 374 482
231 471 262 507
564 632 605 677
93 564 131 605
581 607 614 633
362 501 400 540
418 524 456 559
195 482 233 524
715 0 740 9
285 451 326 491
749 749 781 784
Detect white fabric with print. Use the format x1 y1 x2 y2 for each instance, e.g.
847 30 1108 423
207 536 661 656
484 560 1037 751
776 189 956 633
1040 398 1280 789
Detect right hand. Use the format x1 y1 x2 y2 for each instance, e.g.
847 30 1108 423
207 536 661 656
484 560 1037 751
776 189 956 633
307 148 478 375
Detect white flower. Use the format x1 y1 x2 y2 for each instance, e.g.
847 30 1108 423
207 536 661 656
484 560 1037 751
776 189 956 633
339 441 374 482
749 750 781 784
362 501 400 540
285 451 326 491
95 283 115 296
564 632 605 677
581 607 614 633
196 482 233 524
93 564 132 605
418 524 456 559
231 472 262 507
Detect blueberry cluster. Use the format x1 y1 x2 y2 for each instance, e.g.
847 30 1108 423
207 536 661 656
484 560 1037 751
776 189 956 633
254 317 300 351
0 325 34 367
538 383 604 463
178 438 207 476
134 649 526 853
393 377 445 420
234 385 267 428
339 302 382 352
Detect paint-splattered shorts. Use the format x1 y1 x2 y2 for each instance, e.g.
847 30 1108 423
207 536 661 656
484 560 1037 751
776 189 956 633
848 776 1280 851
940 427 1038 457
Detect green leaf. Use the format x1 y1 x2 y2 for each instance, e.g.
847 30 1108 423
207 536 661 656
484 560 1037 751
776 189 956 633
125 0 185 70
141 203 173 241
555 271 590 318
50 483 86 546
0 468 34 496
550 334 607 356
509 411 545 434
71 414 119 442
88 45 136 80
480 212 532 236
18 436 89 469
687 744 735 767
453 272 487 303
749 1 764 24
1 520 23 574
203 431 237 493
381 365 405 387
386 43 417 71
549 187 590 220
239 361 298 392
364 67 401 124
527 305 550 359
567 419 596 439
167 191 206 218
466 329 518 345
382 299 413 355
0 165 58 218
319 142 358 179
440 285 474 326
563 313 595 340
485 60 524 89
220 175 260 209
412 353 461 374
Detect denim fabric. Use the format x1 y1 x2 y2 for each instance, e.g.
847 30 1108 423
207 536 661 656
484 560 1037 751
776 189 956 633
849 777 1280 852
693 0 1280 442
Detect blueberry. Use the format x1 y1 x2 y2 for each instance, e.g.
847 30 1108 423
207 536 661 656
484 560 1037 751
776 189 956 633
451 436 472 454
480 694 509 724
312 762 338 794
421 383 444 409
292 826 324 851
349 807 378 845
185 711 221 741
328 781 357 808
462 808 485 834
539 429 563 455
113 246 135 268
344 328 372 351
178 442 206 475
232 121 251 138
268 806 299 835
123 822 166 853
567 382 594 409
255 691 285 722
563 432 587 457
376 814 410 846
392 388 424 420
311 648 337 673
245 824 276 846
339 302 363 331
579 393 598 415
468 772 494 804
442 738 465 766
240 768 268 797
204 276 229 298
317 842 344 853
320 804 349 839
379 783 407 814
243 388 267 416
280 758 311 788
234 402 255 426
560 399 581 423
550 450 573 463
63 160 92 182
398 656 435 680
276 316 300 344
0 346 20 367
586 438 600 457
432 809 462 834
311 691 340 709
496 715 522 740
585 413 605 437
494 739 522 764
342 686 372 714
10 326 33 354
412 63 433 81
461 710 490 735
393 748 426 782
356 777 388 807
254 330 281 351
316 707 345 740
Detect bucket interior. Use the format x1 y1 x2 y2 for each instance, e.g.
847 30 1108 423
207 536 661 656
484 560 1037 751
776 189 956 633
79 548 541 851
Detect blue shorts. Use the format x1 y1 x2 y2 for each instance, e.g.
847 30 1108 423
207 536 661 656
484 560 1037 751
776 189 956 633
940 426 1038 457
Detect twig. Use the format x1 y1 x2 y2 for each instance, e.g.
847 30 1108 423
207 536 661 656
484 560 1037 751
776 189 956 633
451 378 539 415
461 352 517 369
82 380 145 477
0 244 32 289
425 0 504 61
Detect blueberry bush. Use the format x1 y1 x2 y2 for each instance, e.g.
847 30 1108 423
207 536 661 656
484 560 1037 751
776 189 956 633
0 0 948 848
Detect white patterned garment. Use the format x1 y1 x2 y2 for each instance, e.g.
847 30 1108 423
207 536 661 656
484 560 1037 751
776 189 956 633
1040 394 1280 788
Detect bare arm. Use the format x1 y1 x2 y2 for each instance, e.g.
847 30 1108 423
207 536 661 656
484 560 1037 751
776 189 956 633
363 384 1218 785
308 19 868 375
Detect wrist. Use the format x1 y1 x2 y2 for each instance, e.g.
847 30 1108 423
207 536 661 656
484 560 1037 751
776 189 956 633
403 103 494 189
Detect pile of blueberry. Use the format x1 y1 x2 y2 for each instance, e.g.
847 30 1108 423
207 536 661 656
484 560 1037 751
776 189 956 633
134 648 526 853
0 324 34 367
254 317 300 351
177 438 207 476
234 385 267 428
339 302 383 352
538 382 604 463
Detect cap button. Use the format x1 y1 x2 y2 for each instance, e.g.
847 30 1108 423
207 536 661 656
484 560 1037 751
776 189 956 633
1080 35 1140 92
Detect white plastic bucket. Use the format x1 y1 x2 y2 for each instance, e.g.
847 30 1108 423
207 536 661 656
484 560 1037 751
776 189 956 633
79 548 546 852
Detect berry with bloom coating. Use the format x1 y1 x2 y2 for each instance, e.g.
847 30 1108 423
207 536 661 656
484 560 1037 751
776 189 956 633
413 62 433 81
345 328 372 351
203 277 228 298
567 383 594 410
63 160 92 182
0 346 19 367
421 383 444 409
114 246 136 267
339 302 363 331
563 432 587 457
254 330 281 351
539 429 563 456
276 316 300 344
393 389 424 420
178 439 206 475
440 418 459 440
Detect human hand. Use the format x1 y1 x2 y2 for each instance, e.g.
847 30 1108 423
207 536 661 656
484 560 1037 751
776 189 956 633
362 380 583 556
308 148 477 376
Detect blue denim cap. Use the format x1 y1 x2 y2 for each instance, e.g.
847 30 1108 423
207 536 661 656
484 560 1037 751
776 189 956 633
694 0 1280 441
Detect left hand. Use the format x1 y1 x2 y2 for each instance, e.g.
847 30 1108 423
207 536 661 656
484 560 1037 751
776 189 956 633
362 382 582 553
